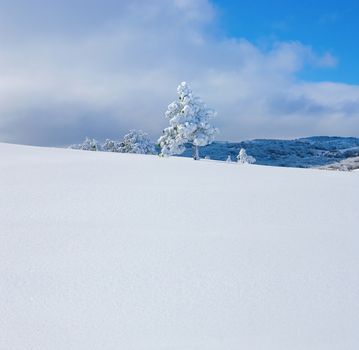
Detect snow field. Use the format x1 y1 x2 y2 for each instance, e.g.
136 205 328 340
1 142 358 350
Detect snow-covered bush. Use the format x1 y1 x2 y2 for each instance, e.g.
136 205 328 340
69 137 101 151
158 82 218 160
226 155 232 162
69 131 155 155
118 130 156 154
102 139 122 152
237 148 256 164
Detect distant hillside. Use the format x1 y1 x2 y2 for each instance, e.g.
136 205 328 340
180 136 359 168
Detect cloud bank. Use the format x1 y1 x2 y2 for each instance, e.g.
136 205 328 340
0 0 358 146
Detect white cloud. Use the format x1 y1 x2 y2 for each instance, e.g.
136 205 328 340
0 0 358 145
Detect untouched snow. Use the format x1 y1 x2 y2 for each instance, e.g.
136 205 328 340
1 142 359 350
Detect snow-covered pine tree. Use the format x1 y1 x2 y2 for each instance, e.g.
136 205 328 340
237 148 256 164
158 82 217 160
118 130 156 154
69 137 101 151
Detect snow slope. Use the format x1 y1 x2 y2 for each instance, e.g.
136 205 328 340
1 142 359 350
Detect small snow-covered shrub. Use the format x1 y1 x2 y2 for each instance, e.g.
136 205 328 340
69 137 101 151
118 130 156 155
102 139 122 152
237 148 256 164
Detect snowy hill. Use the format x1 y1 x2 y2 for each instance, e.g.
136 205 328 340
1 142 359 350
180 136 359 167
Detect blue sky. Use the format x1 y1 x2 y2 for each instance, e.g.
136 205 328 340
214 0 359 84
0 0 358 145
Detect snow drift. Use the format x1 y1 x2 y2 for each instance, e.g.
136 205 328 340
1 142 358 350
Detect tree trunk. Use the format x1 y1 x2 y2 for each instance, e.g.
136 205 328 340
193 145 199 160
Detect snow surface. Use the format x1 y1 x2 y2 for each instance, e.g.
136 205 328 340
1 142 359 350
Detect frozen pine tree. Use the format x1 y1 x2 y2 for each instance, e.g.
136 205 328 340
158 82 218 159
237 148 256 164
69 137 101 151
118 130 156 154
